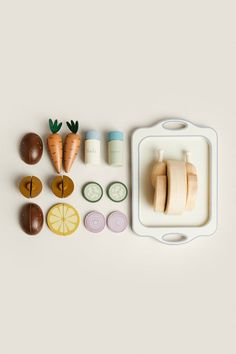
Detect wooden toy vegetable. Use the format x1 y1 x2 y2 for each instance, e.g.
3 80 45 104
185 152 198 211
107 211 128 233
82 182 103 202
20 133 43 165
107 182 128 202
151 150 167 212
47 119 63 173
64 120 81 173
151 150 198 215
84 211 106 233
20 203 44 235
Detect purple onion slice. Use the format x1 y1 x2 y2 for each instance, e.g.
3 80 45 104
107 211 128 233
84 211 105 233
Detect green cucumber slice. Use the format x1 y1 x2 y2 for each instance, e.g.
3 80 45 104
82 182 103 203
107 182 128 202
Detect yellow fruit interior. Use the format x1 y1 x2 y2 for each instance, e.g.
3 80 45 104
47 204 80 236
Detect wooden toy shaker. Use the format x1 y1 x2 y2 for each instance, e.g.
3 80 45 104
85 130 101 164
107 131 123 166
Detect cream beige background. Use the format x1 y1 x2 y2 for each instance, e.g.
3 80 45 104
0 1 235 353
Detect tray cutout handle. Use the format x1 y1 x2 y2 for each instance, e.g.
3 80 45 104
162 233 188 244
162 119 188 131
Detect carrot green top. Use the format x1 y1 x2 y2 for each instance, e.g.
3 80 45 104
66 120 79 134
49 119 62 134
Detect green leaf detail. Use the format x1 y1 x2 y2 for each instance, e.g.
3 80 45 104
57 122 62 132
66 120 79 134
49 119 54 132
48 119 62 134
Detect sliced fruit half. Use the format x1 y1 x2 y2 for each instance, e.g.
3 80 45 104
47 203 80 236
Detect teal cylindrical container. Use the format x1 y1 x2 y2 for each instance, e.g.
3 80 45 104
107 131 124 166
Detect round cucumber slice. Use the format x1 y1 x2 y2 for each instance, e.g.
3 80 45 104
107 182 128 202
82 182 103 203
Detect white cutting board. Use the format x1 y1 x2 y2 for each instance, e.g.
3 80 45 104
131 119 218 244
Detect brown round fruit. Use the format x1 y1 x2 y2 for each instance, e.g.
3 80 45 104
20 203 44 235
20 133 43 164
19 176 42 198
51 175 74 198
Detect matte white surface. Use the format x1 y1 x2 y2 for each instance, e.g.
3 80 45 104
0 1 235 353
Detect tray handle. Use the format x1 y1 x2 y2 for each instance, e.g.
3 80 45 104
161 233 192 245
160 118 191 131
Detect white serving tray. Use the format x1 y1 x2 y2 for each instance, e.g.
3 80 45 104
131 118 218 244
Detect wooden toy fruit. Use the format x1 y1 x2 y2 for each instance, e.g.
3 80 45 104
20 203 44 235
19 176 42 198
51 175 74 198
64 120 81 173
47 119 63 173
47 203 80 236
20 133 43 165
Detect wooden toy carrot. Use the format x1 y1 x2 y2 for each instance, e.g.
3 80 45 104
64 120 81 172
47 119 63 173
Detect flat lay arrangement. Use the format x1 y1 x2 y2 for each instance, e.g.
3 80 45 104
18 118 217 244
19 119 128 237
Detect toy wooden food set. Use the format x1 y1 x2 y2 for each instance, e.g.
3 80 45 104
18 117 217 244
132 119 218 244
18 119 128 237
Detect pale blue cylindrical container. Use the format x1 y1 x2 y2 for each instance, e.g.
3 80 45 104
107 131 124 166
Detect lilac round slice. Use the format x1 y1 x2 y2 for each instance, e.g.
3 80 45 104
107 211 128 233
84 211 105 233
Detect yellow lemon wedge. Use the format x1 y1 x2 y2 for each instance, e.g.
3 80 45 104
47 203 80 236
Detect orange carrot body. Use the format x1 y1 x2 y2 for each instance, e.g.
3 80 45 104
64 133 81 172
47 119 63 174
47 133 63 173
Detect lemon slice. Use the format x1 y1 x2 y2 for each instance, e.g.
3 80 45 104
47 203 80 236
